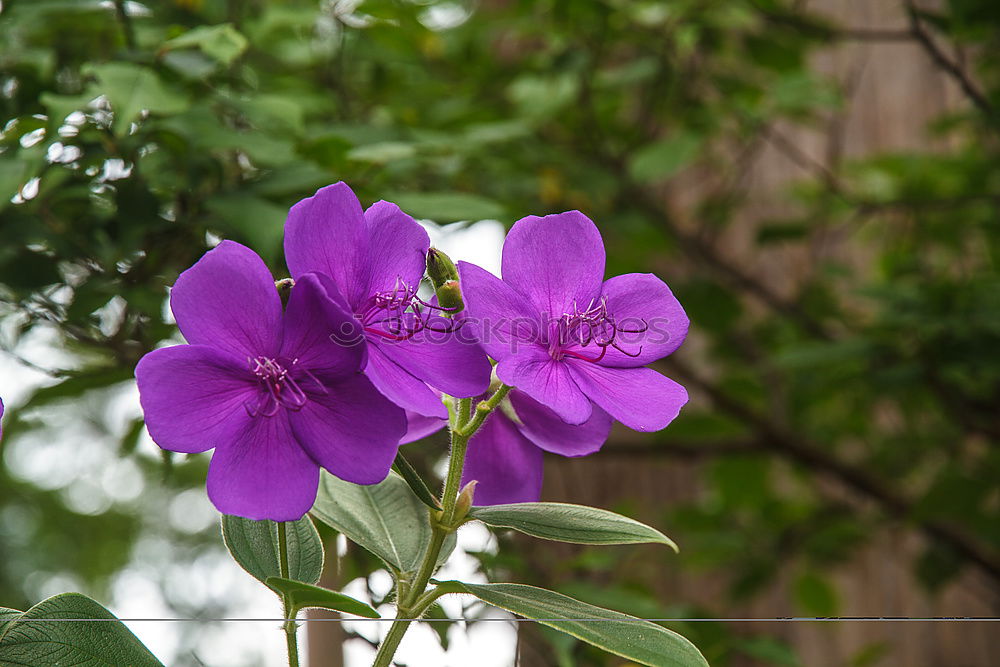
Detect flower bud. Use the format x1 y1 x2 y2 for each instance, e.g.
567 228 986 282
454 480 478 522
426 249 465 314
426 247 459 286
436 279 464 313
275 278 295 307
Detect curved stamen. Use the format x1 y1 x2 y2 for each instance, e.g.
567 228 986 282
245 356 311 416
412 293 459 313
551 297 647 362
365 326 421 342
609 341 643 358
617 321 649 334
359 276 461 341
561 346 608 363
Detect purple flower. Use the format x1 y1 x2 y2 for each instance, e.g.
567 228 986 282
403 390 613 505
283 183 492 419
0 397 4 441
459 211 689 431
135 241 406 521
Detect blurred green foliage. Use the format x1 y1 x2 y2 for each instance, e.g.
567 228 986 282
1 0 998 664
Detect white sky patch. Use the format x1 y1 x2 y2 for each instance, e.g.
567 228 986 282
421 219 505 277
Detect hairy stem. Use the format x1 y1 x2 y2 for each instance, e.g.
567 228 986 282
371 384 513 666
455 384 512 439
371 618 411 667
277 522 300 667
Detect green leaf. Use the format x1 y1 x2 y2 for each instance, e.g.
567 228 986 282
0 593 163 666
462 121 531 145
0 608 21 637
251 163 336 198
469 502 678 551
628 132 702 183
84 62 190 135
206 194 287 263
40 91 99 126
387 191 506 222
423 603 451 650
738 636 801 667
221 515 324 587
0 157 29 211
264 577 380 618
162 24 249 66
849 642 890 667
793 572 838 617
346 142 416 164
507 73 579 117
392 452 441 510
162 50 218 80
233 94 305 136
311 471 455 574
436 582 708 667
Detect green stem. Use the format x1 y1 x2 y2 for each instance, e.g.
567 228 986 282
113 0 136 50
404 526 447 608
440 429 471 525
371 384 512 666
277 522 300 667
370 583 452 667
371 618 411 667
455 397 473 429
456 384 512 439
410 585 451 616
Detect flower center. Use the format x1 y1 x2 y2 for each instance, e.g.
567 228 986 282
245 356 323 417
548 297 646 363
358 276 457 341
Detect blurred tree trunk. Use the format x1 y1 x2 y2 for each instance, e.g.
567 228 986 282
306 541 345 667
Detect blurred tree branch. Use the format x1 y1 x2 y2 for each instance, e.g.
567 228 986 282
904 0 995 120
663 356 1000 581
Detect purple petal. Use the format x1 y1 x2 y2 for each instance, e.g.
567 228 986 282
289 374 405 485
501 211 605 317
363 201 430 295
495 349 592 425
401 411 446 445
566 362 688 432
364 343 448 418
458 260 544 361
376 329 492 399
510 390 612 457
0 396 4 441
170 241 282 358
284 182 369 309
279 273 366 380
461 413 544 505
135 345 256 454
597 273 689 367
207 413 319 521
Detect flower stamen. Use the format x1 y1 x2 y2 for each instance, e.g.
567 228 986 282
359 276 459 341
245 356 311 417
550 297 645 362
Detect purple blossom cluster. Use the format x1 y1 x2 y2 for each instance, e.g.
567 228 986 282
135 183 688 519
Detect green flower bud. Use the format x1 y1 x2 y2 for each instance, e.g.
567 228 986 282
454 480 478 522
436 279 464 314
275 278 295 307
426 247 459 286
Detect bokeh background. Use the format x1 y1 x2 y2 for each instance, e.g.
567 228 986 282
1 0 998 665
